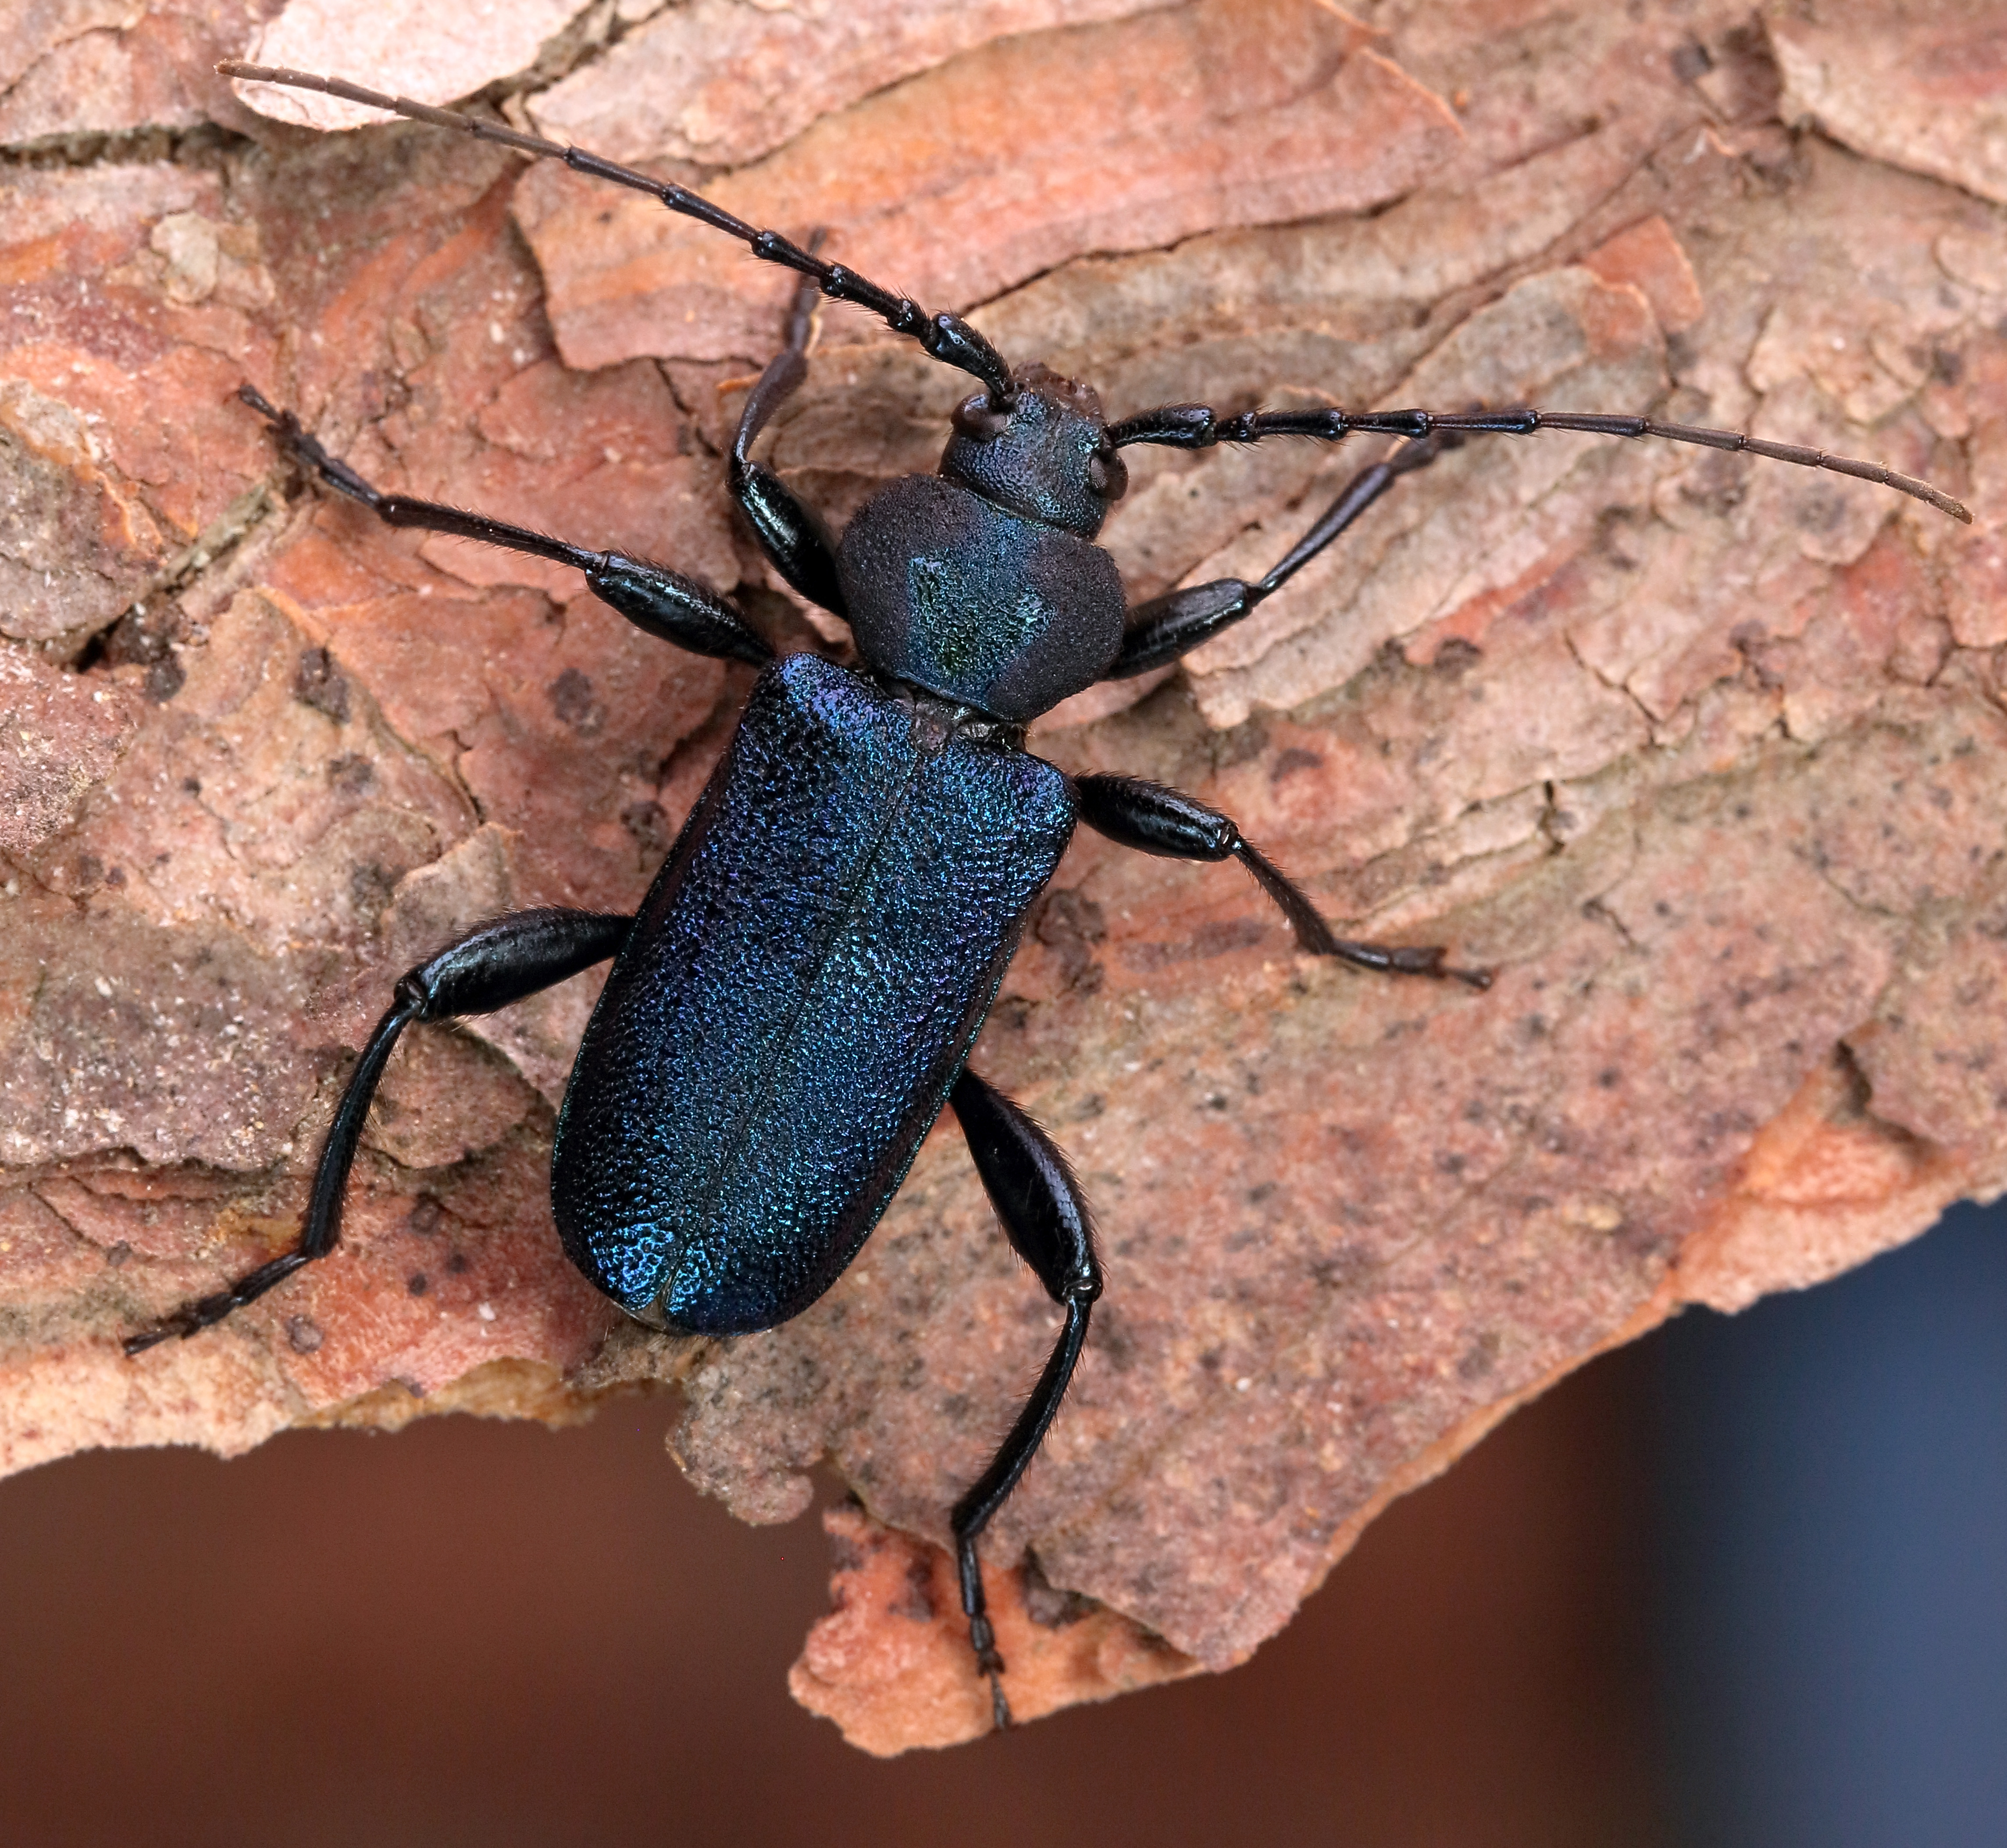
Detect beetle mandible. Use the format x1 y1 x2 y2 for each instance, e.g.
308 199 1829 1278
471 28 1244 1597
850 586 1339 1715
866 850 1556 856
124 57 1974 1729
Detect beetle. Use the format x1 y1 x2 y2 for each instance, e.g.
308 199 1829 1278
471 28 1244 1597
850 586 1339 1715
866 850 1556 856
124 58 1973 1729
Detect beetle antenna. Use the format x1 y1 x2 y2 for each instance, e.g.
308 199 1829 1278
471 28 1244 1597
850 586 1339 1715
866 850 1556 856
215 61 1017 405
1106 401 1971 523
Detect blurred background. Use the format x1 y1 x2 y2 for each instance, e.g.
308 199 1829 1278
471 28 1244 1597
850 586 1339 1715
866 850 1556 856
3 1197 2002 1847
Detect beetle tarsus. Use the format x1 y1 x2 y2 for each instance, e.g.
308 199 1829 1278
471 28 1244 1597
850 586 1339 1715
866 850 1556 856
969 1609 1005 1679
1073 777 1491 992
962 1567 1014 1730
124 911 630 1356
123 1253 313 1356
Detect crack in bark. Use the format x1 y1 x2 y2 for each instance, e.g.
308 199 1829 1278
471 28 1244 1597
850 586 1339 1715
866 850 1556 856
0 119 239 169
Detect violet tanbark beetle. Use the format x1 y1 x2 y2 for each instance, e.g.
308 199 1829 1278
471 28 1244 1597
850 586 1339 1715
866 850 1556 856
125 57 1974 1730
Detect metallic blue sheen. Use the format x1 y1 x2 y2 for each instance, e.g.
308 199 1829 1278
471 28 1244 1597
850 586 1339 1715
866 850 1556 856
549 653 1076 1333
837 476 1126 723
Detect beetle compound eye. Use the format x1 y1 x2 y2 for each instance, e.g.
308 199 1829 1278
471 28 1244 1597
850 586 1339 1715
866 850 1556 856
952 394 1012 442
1087 445 1129 502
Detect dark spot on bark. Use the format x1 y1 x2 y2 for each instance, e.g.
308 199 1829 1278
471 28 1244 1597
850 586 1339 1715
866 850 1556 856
182 777 201 795
328 752 375 794
548 666 605 734
890 1553 937 1622
1191 917 1266 960
1035 886 1107 989
1312 1246 1376 1291
407 1196 442 1237
621 799 674 856
1793 487 1849 536
349 862 396 918
1672 37 1713 80
407 1272 428 1296
91 604 184 701
1270 746 1322 781
287 1316 324 1354
103 1240 131 1268
294 647 351 721
1679 453 1749 518
1457 1330 1501 1380
446 1250 470 1275
1021 1552 1095 1629
1093 1313 1136 1371
103 865 125 887
100 607 161 664
1214 715 1269 770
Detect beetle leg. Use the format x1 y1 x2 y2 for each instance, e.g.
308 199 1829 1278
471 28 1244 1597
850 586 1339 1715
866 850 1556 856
1073 773 1492 988
124 908 633 1357
236 385 774 667
1105 432 1458 678
946 1066 1102 1730
728 248 848 619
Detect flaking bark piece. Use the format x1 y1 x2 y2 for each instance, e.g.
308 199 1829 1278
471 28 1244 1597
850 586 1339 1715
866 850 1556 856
4 0 2005 1755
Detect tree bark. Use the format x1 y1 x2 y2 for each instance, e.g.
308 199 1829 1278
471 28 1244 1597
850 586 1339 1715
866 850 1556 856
3 0 2004 1754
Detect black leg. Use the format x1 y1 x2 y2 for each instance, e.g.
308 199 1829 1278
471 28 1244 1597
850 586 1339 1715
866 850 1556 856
947 1066 1102 1730
1073 773 1490 988
1108 433 1455 678
125 908 632 1357
728 253 848 619
238 386 774 668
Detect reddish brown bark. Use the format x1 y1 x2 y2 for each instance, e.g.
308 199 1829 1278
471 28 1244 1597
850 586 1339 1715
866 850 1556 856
3 0 2004 1754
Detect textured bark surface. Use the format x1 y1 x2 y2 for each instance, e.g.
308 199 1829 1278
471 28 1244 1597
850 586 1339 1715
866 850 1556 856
4 0 2005 1755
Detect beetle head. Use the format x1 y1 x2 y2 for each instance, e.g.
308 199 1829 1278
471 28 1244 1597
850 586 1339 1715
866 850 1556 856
940 363 1129 539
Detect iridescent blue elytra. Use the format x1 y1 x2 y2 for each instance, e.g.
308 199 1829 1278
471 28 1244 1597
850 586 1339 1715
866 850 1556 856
550 652 1075 1332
